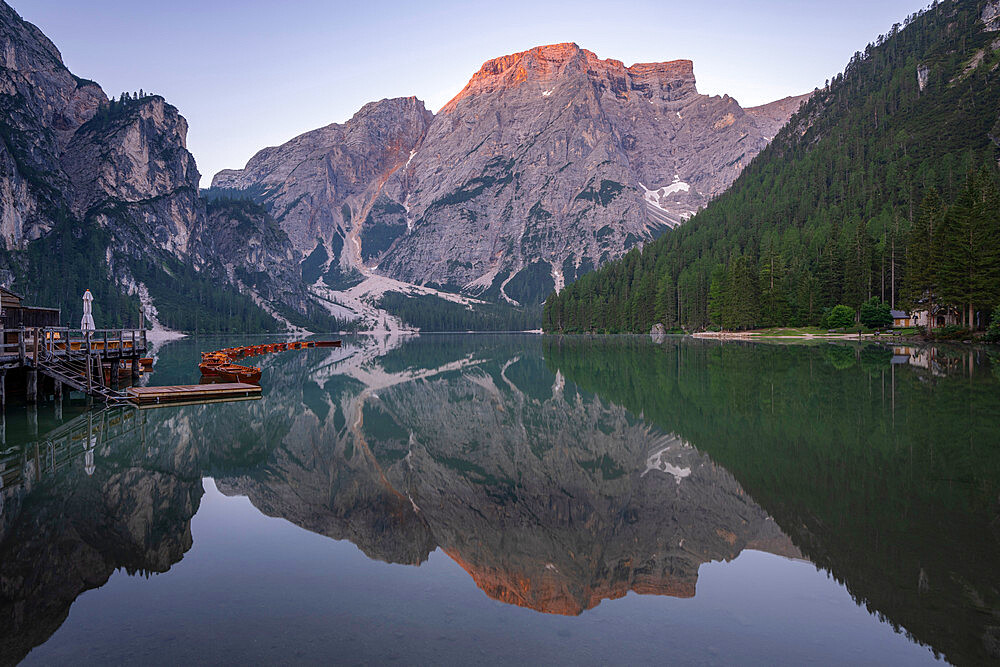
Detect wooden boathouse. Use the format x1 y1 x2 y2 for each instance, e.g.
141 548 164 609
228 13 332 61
0 287 148 407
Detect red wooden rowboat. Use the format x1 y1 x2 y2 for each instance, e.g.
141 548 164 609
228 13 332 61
199 361 260 383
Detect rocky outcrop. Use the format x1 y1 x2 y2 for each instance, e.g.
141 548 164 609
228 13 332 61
745 92 813 140
379 45 771 299
214 43 807 305
0 1 330 330
62 96 202 256
983 0 1000 31
197 198 318 320
212 97 433 264
0 1 104 246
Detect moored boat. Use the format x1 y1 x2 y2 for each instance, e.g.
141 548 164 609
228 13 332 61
215 364 262 384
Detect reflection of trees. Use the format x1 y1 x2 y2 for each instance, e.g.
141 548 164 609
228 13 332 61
0 406 202 666
0 346 303 665
545 336 1000 665
16 333 977 662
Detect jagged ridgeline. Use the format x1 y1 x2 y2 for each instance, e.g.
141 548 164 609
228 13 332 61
209 43 810 329
544 0 1000 333
0 2 348 332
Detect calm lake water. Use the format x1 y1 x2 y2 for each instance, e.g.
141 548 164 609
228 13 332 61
2 334 998 665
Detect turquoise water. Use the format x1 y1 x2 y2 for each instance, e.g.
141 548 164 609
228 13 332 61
2 334 998 665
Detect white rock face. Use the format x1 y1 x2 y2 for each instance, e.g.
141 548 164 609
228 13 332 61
62 96 201 255
983 0 1000 31
918 64 930 92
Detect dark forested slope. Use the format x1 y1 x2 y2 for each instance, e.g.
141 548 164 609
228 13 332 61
545 0 1000 333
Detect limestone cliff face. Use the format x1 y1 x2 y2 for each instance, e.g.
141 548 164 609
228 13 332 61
983 0 1000 31
0 1 197 254
62 96 202 256
0 0 323 329
382 45 758 299
745 92 814 140
212 97 434 263
213 43 808 304
197 199 318 319
0 1 104 246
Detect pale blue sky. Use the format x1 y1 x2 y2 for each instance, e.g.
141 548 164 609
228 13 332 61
14 0 929 186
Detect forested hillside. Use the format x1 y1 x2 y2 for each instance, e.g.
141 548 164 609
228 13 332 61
544 0 1000 333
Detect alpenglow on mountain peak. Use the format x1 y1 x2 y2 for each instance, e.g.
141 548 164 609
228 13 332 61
212 42 809 310
442 42 698 109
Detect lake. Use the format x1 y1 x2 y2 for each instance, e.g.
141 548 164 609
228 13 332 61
2 334 998 665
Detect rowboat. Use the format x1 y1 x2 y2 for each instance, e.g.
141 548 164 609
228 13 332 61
199 361 261 383
195 339 341 385
216 364 262 384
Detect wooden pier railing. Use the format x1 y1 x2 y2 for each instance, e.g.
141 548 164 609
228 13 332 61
0 327 148 404
0 327 147 364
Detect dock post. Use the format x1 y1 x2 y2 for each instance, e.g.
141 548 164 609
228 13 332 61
27 369 37 404
28 403 37 438
110 359 120 389
131 356 139 381
85 353 92 393
54 390 62 421
0 370 5 411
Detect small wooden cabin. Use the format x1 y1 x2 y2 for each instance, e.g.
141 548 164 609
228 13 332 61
0 286 61 330
890 310 916 328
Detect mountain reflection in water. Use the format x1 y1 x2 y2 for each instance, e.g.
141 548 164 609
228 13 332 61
1 334 998 665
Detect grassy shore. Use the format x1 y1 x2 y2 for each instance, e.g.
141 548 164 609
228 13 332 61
691 326 923 342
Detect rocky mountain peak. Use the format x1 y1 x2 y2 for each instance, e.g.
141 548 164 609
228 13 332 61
444 43 699 111
0 1 65 72
212 96 433 257
210 42 811 316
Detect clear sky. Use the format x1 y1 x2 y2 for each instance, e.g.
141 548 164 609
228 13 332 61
14 0 929 187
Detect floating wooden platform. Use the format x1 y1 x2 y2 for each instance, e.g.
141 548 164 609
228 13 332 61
126 383 261 406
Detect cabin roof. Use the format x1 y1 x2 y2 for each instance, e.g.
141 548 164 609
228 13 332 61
0 286 23 301
890 310 909 319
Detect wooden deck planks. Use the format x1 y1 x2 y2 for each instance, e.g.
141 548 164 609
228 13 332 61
126 383 261 405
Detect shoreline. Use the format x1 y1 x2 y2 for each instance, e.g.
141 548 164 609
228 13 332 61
688 330 964 345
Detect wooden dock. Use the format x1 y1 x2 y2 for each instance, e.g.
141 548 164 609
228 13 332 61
126 383 261 406
0 326 148 406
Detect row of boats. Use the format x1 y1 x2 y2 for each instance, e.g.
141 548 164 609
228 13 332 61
198 340 342 384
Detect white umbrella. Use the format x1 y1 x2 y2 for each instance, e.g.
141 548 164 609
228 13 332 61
80 289 95 332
